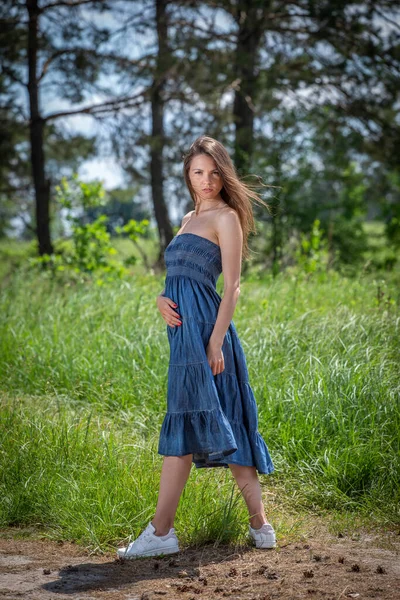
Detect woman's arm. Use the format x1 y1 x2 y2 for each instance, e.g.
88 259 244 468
209 209 243 348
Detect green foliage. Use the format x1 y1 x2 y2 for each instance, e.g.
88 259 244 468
0 240 36 280
382 170 400 249
331 217 368 272
294 219 329 275
339 162 367 220
84 187 151 235
330 163 369 270
29 174 126 281
56 173 106 211
62 215 120 274
116 218 150 240
115 218 150 266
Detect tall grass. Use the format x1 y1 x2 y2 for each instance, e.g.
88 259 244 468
1 265 399 550
1 395 249 552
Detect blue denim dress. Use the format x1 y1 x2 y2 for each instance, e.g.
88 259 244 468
158 232 274 475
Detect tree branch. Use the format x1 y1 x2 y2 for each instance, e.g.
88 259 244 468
37 49 66 82
1 65 27 87
44 89 149 121
374 7 400 32
37 48 155 82
39 0 104 12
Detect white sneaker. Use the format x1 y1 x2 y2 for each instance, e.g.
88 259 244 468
117 521 180 559
249 522 277 549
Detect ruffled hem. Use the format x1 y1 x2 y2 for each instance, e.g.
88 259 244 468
158 411 274 475
193 422 275 475
157 407 238 457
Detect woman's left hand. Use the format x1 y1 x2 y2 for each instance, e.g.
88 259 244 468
206 341 225 375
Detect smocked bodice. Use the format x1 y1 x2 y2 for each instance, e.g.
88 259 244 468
164 233 222 289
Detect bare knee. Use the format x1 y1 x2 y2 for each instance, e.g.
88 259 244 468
228 464 259 490
228 463 257 481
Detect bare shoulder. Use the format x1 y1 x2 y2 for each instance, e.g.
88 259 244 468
181 209 195 225
216 207 242 236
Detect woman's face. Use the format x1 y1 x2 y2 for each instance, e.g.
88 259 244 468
188 154 224 202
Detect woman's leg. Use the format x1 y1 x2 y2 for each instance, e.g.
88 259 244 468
228 463 270 529
151 454 193 536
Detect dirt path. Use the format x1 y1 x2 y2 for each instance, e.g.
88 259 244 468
0 525 399 600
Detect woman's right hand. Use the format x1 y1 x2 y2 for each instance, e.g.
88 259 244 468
156 294 182 327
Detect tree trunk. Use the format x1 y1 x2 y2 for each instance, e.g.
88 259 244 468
233 1 266 175
26 0 53 256
151 0 174 270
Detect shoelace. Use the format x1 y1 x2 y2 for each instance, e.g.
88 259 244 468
137 528 153 541
125 527 154 551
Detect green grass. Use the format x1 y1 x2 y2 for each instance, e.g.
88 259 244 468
1 258 400 552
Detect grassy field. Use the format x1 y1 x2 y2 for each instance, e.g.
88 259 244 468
0 244 399 553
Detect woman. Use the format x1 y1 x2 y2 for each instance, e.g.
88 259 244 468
117 136 276 559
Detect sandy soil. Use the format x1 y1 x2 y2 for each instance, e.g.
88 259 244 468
0 524 399 600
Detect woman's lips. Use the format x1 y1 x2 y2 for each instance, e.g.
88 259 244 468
203 188 213 192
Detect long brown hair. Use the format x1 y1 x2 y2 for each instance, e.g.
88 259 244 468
182 135 272 259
